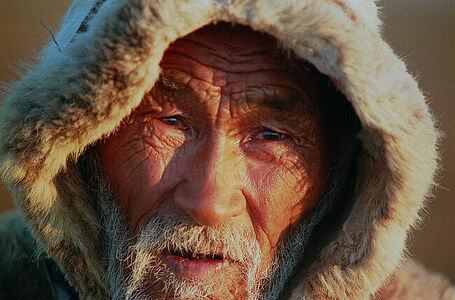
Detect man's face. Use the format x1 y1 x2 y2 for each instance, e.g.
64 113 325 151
98 24 329 299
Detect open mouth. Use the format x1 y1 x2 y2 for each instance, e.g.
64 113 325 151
169 249 224 260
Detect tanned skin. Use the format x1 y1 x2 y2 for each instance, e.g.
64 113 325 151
98 23 330 299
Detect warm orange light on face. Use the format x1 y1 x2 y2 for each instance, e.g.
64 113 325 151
97 23 330 298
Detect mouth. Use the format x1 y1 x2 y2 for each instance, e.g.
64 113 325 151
163 248 231 278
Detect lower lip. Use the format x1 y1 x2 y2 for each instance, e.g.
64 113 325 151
163 251 230 278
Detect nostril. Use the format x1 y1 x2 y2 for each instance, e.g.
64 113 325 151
173 158 245 226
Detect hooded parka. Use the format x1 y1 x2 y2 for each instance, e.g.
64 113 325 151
0 0 453 299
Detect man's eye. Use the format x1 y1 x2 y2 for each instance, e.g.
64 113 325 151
160 116 189 131
257 129 287 141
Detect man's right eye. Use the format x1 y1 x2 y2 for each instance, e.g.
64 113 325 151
160 116 190 131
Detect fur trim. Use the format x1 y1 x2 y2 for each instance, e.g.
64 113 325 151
0 0 439 298
375 260 455 299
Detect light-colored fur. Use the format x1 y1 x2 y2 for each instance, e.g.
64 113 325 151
0 0 442 299
376 260 455 300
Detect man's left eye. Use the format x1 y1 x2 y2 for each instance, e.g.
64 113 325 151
257 129 287 141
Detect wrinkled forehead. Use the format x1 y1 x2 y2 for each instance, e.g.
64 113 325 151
160 23 292 77
156 23 327 107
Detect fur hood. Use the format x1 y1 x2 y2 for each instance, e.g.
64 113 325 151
0 0 439 298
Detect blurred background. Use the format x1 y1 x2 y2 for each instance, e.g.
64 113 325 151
1 0 454 282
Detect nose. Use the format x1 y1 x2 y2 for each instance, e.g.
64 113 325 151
174 135 244 226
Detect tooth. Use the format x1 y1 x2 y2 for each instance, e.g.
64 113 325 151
216 263 223 271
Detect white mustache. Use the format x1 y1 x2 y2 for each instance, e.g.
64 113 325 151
131 215 261 265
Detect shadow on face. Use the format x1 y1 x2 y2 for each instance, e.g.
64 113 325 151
94 22 357 299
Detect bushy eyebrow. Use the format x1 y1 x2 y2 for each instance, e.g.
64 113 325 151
261 94 307 113
159 76 187 91
153 76 195 105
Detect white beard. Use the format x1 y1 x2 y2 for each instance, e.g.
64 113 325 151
100 203 264 299
98 196 323 300
87 152 328 300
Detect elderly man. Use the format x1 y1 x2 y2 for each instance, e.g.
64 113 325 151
0 0 453 299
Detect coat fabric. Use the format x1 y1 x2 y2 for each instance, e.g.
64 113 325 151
0 0 453 299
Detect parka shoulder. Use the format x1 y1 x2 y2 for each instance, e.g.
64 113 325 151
376 260 455 300
0 211 55 299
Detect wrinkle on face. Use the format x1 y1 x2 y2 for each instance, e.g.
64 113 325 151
97 23 331 299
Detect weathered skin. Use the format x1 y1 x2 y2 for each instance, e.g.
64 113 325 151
98 24 330 298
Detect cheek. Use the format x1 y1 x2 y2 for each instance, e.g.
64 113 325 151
247 161 305 229
97 123 182 231
244 149 325 249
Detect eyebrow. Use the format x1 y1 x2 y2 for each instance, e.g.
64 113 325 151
159 76 187 91
261 94 307 113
